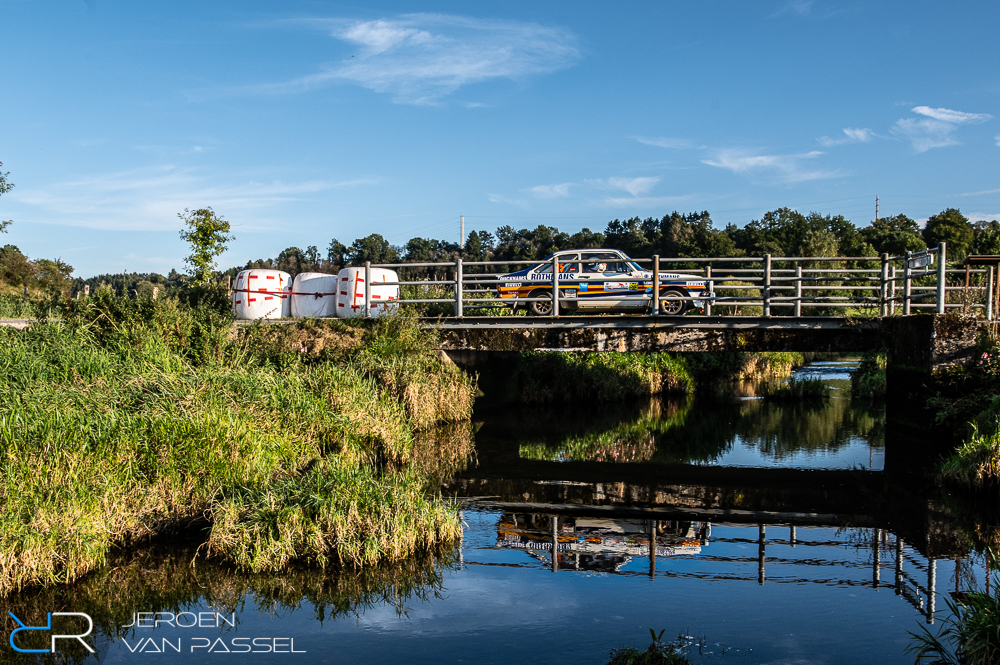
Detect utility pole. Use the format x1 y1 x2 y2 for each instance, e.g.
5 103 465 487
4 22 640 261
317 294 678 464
875 195 879 222
460 215 465 249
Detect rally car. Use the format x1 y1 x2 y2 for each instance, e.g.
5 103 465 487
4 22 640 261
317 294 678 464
496 249 712 316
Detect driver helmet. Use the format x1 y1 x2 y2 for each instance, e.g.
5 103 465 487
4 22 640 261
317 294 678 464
596 262 608 272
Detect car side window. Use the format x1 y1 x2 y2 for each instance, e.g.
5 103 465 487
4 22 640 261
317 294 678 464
582 252 619 275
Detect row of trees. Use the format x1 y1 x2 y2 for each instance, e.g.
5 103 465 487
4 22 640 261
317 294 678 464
240 207 998 280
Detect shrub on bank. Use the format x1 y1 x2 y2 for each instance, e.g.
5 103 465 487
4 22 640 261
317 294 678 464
851 351 886 400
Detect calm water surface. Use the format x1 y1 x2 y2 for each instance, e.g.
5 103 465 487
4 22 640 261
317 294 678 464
8 362 990 664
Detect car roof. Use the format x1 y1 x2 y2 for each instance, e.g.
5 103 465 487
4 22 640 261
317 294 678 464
541 249 630 259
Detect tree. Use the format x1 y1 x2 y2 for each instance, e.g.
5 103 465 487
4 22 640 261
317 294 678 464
0 244 36 286
347 234 398 265
860 214 925 257
0 161 13 233
178 207 234 284
972 220 1000 256
463 230 494 261
34 258 73 292
327 239 348 268
923 208 974 263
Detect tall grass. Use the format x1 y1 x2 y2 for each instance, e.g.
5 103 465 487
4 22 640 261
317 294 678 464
0 297 475 596
940 426 1000 491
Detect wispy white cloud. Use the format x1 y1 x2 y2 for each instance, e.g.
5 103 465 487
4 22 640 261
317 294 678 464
952 188 1000 197
702 149 841 183
635 136 703 150
912 106 992 124
996 134 1000 148
772 0 814 17
587 176 660 197
524 182 573 198
486 193 526 206
892 106 993 152
968 212 1000 222
596 194 695 208
817 127 875 146
264 14 580 105
10 165 377 231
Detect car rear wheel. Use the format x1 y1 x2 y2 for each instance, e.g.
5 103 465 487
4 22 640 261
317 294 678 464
528 290 553 316
659 289 689 316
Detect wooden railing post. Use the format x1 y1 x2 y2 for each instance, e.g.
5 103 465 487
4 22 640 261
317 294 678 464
455 258 464 317
763 255 772 317
364 261 371 317
903 251 912 315
936 242 947 314
551 255 559 318
652 255 660 316
794 265 802 317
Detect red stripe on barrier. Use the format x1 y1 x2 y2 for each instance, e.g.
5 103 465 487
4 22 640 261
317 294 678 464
248 275 258 279
266 275 275 279
249 298 256 302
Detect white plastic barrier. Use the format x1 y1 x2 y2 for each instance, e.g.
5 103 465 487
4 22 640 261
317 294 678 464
335 267 400 318
290 272 338 318
232 269 292 320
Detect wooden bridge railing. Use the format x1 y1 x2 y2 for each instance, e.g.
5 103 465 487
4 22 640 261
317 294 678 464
360 242 994 319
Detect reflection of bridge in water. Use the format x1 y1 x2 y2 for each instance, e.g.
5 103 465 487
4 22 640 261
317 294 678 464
444 432 974 625
472 509 944 623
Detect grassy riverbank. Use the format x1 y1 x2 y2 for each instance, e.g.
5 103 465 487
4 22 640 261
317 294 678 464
0 291 474 595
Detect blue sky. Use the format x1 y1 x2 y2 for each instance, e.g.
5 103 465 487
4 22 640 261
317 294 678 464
1 1 998 277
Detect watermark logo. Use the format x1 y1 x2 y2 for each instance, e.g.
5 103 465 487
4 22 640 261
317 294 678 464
8 612 94 654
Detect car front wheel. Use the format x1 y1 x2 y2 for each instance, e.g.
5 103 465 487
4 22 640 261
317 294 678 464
658 289 689 316
528 290 553 316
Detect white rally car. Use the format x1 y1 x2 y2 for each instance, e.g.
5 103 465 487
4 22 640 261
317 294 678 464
497 249 712 316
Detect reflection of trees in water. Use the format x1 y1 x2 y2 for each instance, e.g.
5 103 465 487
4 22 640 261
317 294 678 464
733 398 883 460
650 396 884 464
518 398 692 462
496 380 884 466
5 543 456 663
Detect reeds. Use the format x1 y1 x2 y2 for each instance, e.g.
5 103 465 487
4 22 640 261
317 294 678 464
940 426 1000 491
907 553 1000 665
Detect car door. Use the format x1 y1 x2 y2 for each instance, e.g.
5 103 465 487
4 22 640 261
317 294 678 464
580 251 627 307
556 254 581 303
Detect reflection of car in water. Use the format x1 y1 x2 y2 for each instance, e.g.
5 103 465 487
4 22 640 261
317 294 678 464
496 249 713 316
495 513 708 572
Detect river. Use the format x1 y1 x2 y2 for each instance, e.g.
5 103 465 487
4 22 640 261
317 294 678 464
8 361 992 664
